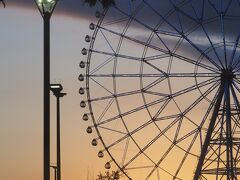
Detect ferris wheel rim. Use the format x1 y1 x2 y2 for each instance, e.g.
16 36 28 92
81 0 240 179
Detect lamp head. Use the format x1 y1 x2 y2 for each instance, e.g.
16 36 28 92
36 0 58 17
50 84 67 97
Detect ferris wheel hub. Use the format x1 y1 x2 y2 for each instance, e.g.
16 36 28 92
221 69 235 81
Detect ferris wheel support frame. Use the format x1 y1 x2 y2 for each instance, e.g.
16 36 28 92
194 70 237 179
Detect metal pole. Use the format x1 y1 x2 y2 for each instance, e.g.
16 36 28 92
55 167 57 180
44 14 51 180
225 81 235 179
57 96 61 180
194 83 225 180
50 166 57 180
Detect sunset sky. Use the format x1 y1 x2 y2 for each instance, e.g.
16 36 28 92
2 0 240 180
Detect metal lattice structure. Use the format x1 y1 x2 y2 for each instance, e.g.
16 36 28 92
79 0 240 179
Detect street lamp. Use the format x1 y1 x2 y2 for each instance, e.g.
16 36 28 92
35 1 59 180
36 0 58 15
50 84 66 180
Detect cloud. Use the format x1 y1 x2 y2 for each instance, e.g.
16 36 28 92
92 0 240 68
9 0 240 67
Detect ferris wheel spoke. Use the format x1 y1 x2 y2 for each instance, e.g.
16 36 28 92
200 21 224 68
125 165 155 170
233 82 240 93
147 130 199 179
89 89 142 102
202 175 208 180
231 84 240 132
143 77 167 91
104 120 153 153
98 125 127 135
95 100 164 126
123 80 219 174
195 82 222 153
208 0 233 15
174 131 199 178
122 134 179 178
90 77 113 94
223 0 233 15
233 78 240 89
89 73 220 78
184 115 202 129
232 58 240 72
189 0 202 20
169 76 218 98
151 98 172 120
120 137 130 167
101 16 130 27
96 77 219 127
155 114 181 121
143 90 168 97
142 61 168 76
220 13 228 68
230 87 240 132
207 0 219 14
155 29 182 38
143 0 223 70
96 98 115 123
101 0 144 28
144 54 171 61
91 82 218 171
99 29 116 54
169 0 225 69
175 128 199 145
145 144 175 179
171 80 220 141
153 27 173 52
156 168 160 180
99 19 219 73
173 116 184 142
89 56 114 75
169 80 221 148
229 32 240 69
90 49 142 61
173 53 219 73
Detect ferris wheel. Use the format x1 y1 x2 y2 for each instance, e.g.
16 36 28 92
79 0 240 179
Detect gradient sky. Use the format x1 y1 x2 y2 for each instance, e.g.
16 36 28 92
0 1 107 180
2 0 240 180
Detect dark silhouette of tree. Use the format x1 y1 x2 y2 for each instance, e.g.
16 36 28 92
84 0 115 8
0 0 6 8
96 171 120 180
84 0 134 8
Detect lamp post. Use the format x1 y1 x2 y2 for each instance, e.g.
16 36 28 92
35 1 59 180
50 165 57 180
50 84 66 180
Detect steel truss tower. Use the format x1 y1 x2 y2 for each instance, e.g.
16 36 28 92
195 69 240 180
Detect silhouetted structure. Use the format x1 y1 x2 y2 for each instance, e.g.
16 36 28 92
50 84 66 180
97 171 120 180
35 1 59 180
80 0 240 179
84 0 115 8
